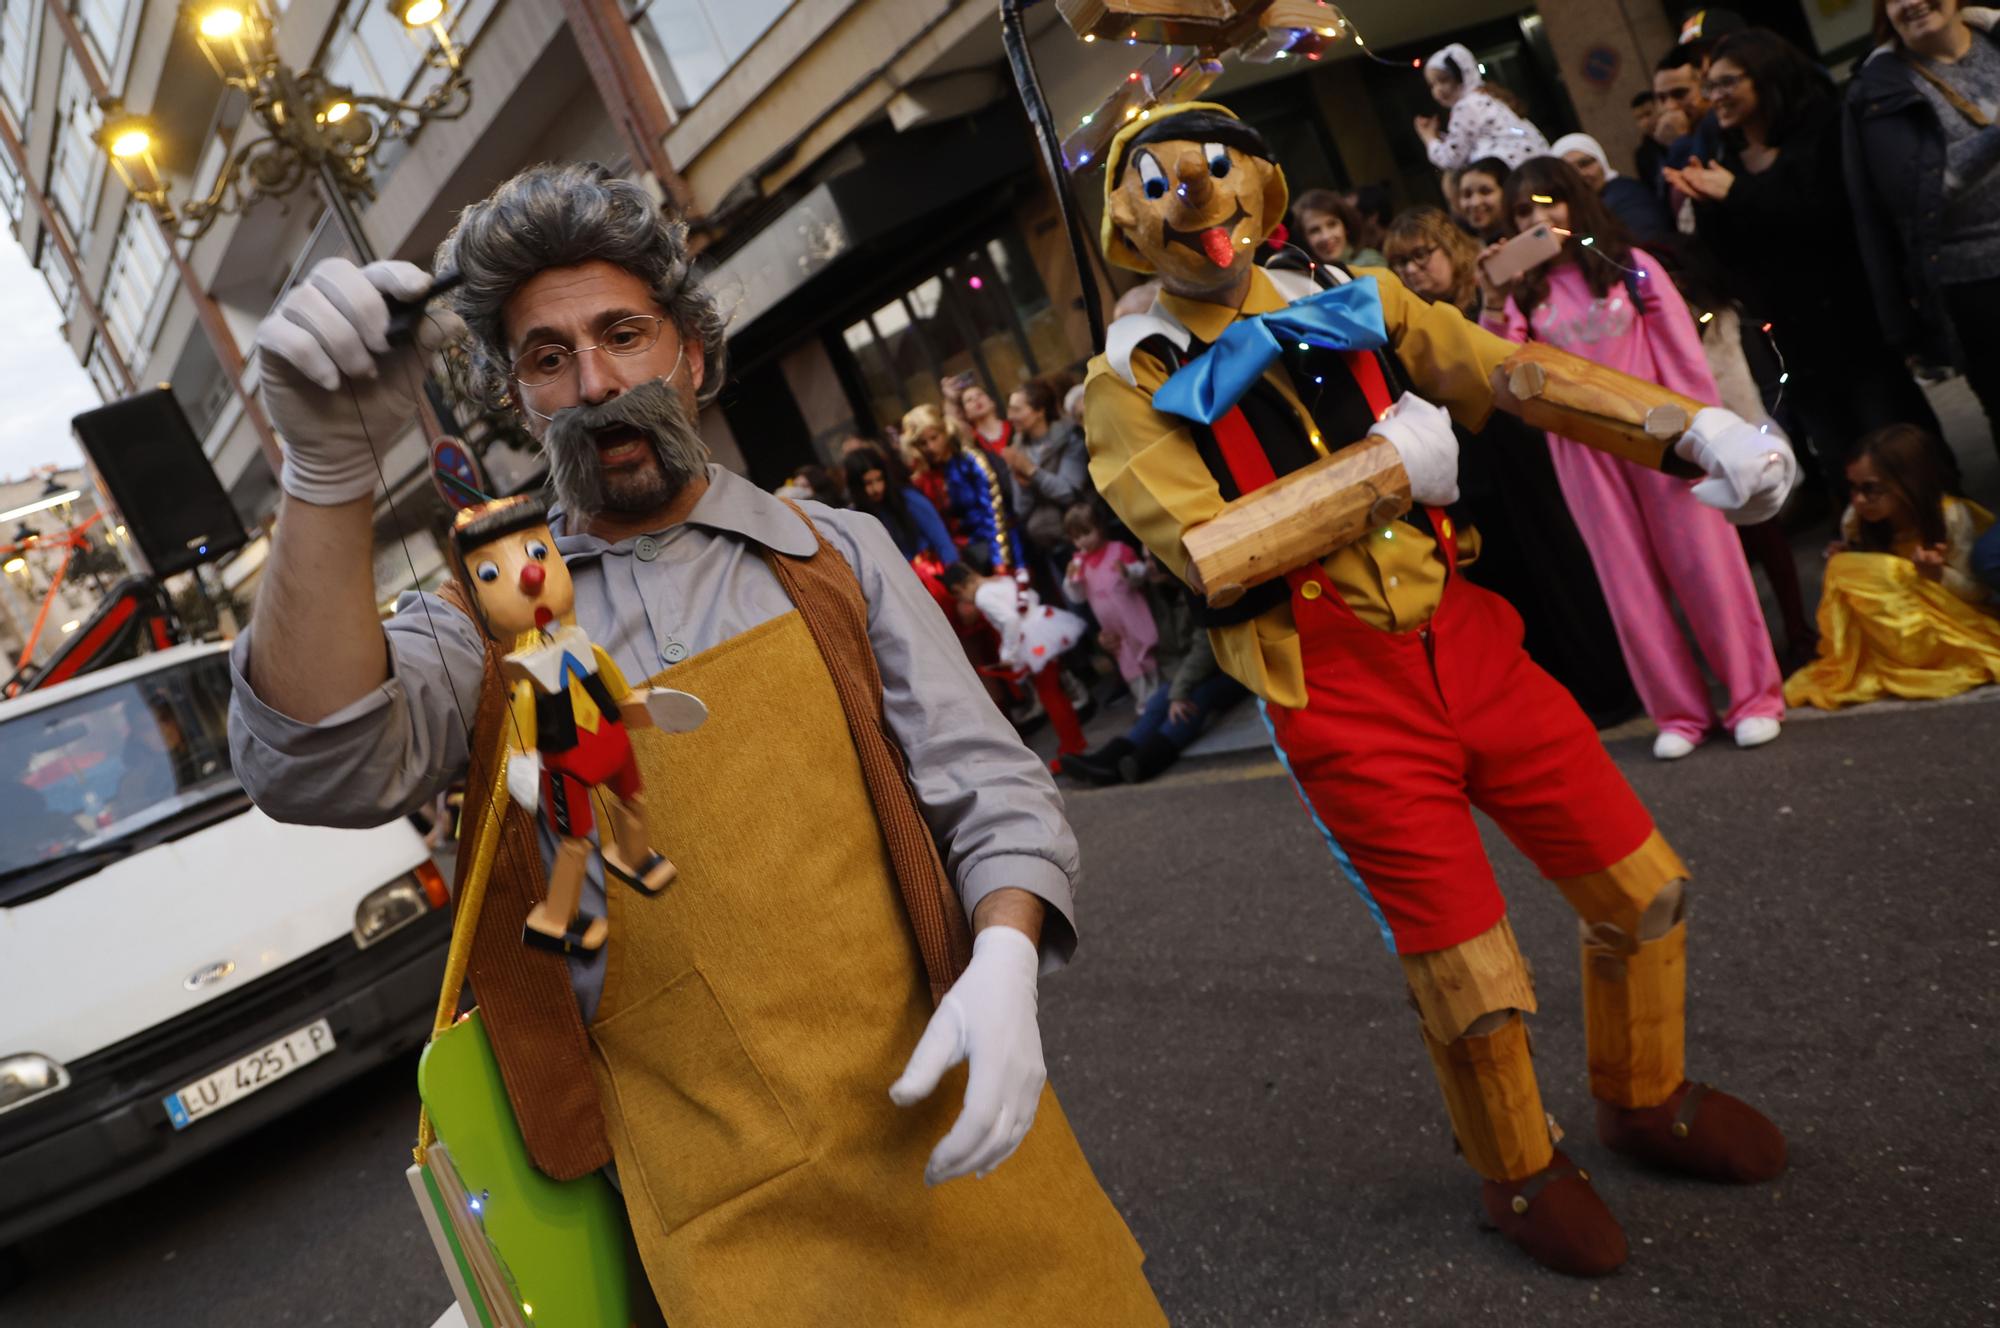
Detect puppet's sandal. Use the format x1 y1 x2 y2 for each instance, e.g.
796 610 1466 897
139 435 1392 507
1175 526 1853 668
1596 1081 1787 1183
1479 1150 1628 1278
522 912 607 955
604 851 676 894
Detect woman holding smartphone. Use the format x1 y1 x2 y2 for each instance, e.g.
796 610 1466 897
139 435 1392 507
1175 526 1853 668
1381 207 1641 726
1482 157 1786 761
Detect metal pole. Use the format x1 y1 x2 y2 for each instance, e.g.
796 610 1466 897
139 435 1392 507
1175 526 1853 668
999 0 1105 349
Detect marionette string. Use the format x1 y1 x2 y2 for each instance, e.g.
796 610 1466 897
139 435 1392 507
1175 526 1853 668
349 319 480 755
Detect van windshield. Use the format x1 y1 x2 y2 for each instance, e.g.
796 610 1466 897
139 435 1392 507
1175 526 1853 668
0 653 238 879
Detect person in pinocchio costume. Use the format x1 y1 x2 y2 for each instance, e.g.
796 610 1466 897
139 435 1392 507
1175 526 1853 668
1083 103 1794 1275
449 495 704 954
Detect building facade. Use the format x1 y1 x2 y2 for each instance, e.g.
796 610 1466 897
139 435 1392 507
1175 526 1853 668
0 0 1877 600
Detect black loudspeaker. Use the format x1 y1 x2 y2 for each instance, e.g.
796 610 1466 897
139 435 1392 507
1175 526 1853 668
71 388 250 579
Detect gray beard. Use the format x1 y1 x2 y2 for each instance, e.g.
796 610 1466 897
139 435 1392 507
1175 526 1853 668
541 377 710 526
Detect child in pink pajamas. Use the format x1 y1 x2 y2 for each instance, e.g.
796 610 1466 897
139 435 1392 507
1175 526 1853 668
1062 503 1161 703
1483 158 1784 759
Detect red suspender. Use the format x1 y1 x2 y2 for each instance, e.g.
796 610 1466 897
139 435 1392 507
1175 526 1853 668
1207 349 1456 579
1211 407 1278 495
1343 349 1393 420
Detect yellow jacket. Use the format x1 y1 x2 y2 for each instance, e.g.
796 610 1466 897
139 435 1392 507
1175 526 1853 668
1083 266 1517 708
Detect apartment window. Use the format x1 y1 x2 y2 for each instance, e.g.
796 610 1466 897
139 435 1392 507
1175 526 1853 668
324 0 429 100
75 0 135 74
102 203 170 363
85 335 120 400
628 0 791 109
46 54 102 241
0 0 39 121
0 145 21 223
37 233 75 321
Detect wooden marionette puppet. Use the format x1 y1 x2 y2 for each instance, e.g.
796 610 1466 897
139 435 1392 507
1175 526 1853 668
1079 99 1795 1278
449 496 707 955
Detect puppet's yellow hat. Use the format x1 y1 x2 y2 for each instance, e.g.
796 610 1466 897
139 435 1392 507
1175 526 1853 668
1099 101 1289 274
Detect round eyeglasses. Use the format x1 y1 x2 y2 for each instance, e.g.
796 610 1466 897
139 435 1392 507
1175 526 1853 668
510 314 668 387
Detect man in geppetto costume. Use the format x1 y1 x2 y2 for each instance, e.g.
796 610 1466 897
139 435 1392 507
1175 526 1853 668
229 162 1166 1325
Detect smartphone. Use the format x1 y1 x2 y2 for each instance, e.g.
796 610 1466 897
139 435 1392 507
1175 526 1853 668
946 371 977 394
1481 222 1566 286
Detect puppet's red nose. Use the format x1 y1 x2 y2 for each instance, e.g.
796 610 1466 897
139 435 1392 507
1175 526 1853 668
518 563 545 594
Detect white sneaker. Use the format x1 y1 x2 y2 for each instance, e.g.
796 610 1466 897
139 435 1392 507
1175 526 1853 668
1732 716 1782 749
1652 732 1698 761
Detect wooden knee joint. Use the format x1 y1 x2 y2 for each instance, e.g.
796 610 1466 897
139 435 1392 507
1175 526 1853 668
1400 916 1537 1045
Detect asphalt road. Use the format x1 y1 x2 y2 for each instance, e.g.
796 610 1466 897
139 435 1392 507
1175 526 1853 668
6 696 1997 1326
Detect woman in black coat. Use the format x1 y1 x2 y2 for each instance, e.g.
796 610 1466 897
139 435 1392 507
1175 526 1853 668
1669 28 1957 500
1844 0 2000 459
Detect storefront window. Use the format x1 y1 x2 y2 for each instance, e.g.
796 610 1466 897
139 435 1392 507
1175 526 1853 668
835 223 1075 431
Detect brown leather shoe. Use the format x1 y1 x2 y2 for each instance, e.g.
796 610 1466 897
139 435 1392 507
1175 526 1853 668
1597 1081 1787 1183
1480 1150 1628 1277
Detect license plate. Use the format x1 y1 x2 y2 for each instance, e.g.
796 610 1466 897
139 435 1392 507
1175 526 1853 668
162 1019 336 1130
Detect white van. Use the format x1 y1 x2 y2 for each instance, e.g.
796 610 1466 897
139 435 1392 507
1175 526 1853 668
0 642 450 1267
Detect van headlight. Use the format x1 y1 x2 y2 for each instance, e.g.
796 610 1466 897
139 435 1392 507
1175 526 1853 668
353 877 428 948
0 1054 70 1116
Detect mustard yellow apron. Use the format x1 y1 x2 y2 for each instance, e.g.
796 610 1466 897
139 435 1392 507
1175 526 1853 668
587 611 1165 1326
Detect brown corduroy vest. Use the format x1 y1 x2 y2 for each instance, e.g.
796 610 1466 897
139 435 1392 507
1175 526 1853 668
441 510 974 1181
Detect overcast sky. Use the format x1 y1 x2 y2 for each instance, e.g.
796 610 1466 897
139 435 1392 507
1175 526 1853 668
0 233 98 483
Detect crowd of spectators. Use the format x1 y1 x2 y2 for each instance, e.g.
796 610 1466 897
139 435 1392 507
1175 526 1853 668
781 0 2000 776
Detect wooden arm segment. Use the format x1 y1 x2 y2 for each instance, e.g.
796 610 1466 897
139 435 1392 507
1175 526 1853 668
1180 435 1410 608
1491 343 1705 477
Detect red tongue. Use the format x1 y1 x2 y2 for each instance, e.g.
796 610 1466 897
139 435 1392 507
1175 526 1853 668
1200 226 1237 267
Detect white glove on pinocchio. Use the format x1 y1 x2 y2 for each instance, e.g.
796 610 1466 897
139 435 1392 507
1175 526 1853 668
1675 407 1798 526
889 926 1047 1185
254 258 466 507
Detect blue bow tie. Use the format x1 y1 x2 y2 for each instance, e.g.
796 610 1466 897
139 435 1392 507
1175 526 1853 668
1152 277 1389 426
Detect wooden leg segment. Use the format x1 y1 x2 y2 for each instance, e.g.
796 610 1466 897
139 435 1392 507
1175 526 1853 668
1583 921 1687 1109
1421 1015 1555 1183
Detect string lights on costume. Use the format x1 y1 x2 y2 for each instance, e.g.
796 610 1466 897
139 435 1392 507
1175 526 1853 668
1547 217 1794 427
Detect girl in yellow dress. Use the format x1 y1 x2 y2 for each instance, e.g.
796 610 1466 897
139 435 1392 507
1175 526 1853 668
1785 425 2000 709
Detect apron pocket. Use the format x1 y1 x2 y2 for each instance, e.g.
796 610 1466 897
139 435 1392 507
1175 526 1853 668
590 967 809 1235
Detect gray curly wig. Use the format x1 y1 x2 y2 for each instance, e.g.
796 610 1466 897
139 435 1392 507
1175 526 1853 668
434 162 727 411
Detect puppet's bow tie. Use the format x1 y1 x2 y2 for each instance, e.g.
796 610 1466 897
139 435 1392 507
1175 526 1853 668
1152 277 1389 426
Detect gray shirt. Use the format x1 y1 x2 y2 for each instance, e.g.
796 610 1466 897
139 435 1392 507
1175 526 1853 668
1914 36 2000 281
229 466 1080 1021
1010 420 1092 540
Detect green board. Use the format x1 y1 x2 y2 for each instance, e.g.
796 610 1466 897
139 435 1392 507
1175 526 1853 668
417 1009 634 1326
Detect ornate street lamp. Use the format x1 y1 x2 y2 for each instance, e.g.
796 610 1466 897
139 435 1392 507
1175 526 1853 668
102 0 472 246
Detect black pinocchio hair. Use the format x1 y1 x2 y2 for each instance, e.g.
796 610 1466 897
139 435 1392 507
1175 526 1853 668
451 494 549 561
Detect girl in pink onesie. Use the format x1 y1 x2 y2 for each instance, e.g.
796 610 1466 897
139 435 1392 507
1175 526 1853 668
1062 503 1161 703
1481 157 1785 760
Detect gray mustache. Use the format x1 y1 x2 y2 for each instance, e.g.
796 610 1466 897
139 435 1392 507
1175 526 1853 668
541 376 708 521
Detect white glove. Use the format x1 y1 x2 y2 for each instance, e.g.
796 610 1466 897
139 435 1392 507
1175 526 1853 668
254 258 466 506
1676 407 1797 526
888 926 1046 1185
504 748 542 813
1367 392 1460 507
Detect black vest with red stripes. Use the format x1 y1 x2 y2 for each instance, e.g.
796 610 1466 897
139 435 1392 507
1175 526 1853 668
1135 277 1438 626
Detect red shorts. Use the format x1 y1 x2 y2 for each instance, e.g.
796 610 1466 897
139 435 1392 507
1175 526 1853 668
540 718 640 839
1266 554 1654 955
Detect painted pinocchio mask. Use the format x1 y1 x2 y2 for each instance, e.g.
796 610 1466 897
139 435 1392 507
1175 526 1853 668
1101 103 1290 300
